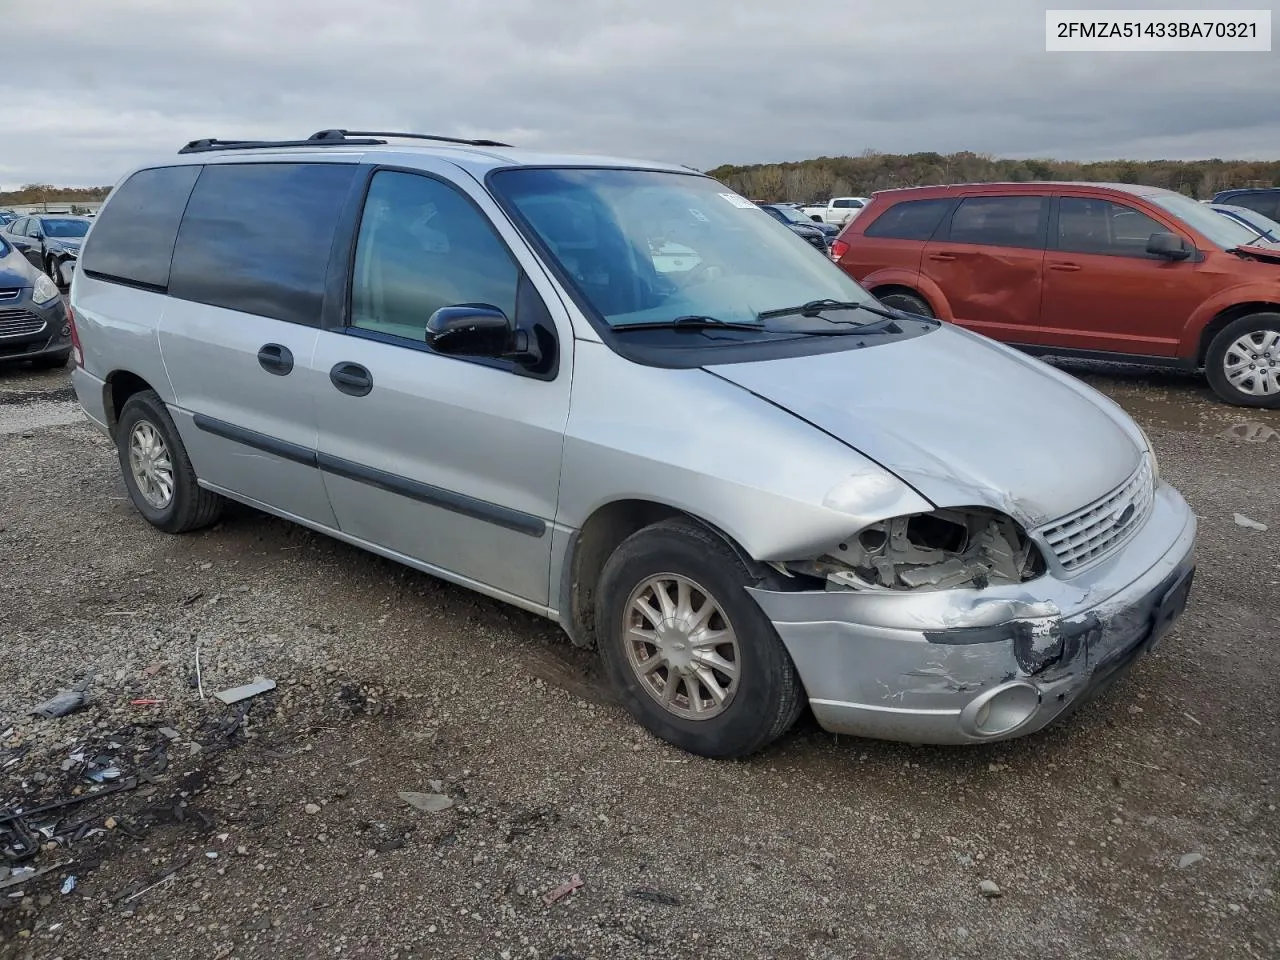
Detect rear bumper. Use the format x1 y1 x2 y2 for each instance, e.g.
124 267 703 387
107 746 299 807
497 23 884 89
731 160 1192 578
71 366 111 435
747 483 1197 745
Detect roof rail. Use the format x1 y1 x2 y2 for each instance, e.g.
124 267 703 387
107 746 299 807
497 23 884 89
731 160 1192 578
178 136 386 155
309 129 514 148
177 129 513 156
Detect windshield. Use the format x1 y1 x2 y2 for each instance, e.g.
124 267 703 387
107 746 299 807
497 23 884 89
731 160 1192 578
41 218 89 238
490 168 877 330
1150 193 1275 250
1216 205 1280 240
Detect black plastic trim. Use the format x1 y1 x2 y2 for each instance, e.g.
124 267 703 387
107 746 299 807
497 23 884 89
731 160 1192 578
192 413 317 467
179 137 386 154
1010 343 1197 369
315 452 546 537
81 269 167 294
190 412 545 537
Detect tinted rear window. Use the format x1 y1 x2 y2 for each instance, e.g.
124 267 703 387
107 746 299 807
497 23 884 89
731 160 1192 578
80 166 201 289
168 162 356 326
1232 192 1280 220
863 198 952 240
944 195 1048 249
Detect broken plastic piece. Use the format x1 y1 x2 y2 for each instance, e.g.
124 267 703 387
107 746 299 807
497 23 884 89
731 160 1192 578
86 767 122 783
1234 513 1268 532
60 876 76 895
213 677 277 705
542 873 584 905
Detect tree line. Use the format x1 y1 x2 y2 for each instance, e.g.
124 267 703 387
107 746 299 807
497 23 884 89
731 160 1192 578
704 151 1280 203
0 184 111 205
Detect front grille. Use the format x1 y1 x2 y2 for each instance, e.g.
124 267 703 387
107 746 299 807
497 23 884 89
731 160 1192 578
1039 457 1155 572
0 309 47 339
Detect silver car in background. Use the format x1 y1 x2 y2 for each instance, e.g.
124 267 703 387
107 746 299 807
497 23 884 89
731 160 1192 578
69 130 1196 758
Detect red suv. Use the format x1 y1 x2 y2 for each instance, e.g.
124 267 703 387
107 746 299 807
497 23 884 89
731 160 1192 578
831 182 1280 407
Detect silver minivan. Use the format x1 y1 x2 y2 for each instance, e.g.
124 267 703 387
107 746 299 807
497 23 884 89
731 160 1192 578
70 130 1197 758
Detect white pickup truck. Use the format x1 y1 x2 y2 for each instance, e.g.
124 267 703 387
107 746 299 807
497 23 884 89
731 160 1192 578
800 197 870 225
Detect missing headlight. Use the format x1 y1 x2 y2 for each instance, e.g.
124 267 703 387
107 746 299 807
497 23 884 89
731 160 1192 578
788 508 1046 591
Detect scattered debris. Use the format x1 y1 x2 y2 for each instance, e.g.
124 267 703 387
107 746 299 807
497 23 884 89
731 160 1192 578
130 698 164 707
1183 712 1202 726
194 640 205 700
119 859 189 904
304 803 321 816
1233 513 1268 532
29 679 92 719
398 791 454 814
214 677 277 705
979 879 1002 898
543 873 584 905
0 863 65 891
158 727 181 741
60 875 76 894
85 766 122 783
626 887 682 906
1178 852 1204 869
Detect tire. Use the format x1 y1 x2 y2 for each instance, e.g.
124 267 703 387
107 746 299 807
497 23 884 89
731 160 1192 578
1205 312 1280 408
595 518 805 758
116 390 224 533
45 256 60 283
877 290 934 318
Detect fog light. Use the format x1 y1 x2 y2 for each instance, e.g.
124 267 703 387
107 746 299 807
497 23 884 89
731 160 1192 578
960 682 1040 737
60 324 71 338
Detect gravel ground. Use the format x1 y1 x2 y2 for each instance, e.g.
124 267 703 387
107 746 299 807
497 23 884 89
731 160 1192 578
1 357 1277 960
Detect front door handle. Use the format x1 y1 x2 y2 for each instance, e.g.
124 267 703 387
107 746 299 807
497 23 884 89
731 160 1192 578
330 362 373 397
1048 262 1082 272
257 343 294 375
928 252 957 262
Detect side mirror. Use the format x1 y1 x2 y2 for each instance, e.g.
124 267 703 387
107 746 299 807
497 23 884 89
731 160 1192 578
425 304 540 364
1147 232 1191 260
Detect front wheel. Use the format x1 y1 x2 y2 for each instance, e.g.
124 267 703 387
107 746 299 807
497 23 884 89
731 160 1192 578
877 290 934 318
595 519 804 758
1205 313 1280 408
116 390 224 533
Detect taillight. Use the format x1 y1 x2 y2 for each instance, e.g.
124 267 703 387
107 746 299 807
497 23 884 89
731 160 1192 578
68 305 83 367
830 238 849 262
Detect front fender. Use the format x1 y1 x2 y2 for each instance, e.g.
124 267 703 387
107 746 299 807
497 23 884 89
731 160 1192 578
1179 284 1280 360
860 267 955 321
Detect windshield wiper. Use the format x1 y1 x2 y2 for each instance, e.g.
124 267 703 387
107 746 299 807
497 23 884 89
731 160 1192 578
757 298 906 323
612 315 767 333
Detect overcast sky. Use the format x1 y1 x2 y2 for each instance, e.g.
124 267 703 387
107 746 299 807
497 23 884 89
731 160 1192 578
2 0 1276 189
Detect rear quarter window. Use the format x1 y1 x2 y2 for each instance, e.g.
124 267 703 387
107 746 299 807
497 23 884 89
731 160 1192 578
168 162 357 327
80 165 202 290
862 198 953 240
1236 192 1280 220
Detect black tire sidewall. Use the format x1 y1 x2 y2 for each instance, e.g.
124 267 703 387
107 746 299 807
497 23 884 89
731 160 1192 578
1206 313 1280 408
116 392 195 531
597 523 799 758
878 291 933 318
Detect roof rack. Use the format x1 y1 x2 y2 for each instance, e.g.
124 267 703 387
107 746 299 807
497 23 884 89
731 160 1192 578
178 128 512 155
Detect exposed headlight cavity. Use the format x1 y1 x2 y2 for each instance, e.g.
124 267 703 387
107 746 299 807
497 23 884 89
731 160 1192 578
787 508 1047 591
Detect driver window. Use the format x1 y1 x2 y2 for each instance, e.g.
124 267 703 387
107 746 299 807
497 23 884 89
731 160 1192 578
350 171 519 341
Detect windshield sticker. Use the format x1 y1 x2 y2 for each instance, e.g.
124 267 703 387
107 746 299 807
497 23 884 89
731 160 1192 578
687 207 709 222
719 192 756 209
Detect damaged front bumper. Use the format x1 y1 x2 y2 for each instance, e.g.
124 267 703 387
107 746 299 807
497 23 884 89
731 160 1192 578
747 483 1197 745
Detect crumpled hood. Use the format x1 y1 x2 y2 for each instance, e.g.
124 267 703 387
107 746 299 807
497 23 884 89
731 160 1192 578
706 324 1141 527
46 236 82 252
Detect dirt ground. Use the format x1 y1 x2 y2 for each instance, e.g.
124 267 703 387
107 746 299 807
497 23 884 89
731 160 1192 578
1 356 1277 960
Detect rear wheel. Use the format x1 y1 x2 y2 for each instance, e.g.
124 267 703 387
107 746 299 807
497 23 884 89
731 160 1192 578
116 390 224 533
876 290 934 318
596 519 804 758
1205 313 1280 408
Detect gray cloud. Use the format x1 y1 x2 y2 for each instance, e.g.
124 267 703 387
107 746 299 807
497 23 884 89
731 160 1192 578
1 0 1275 189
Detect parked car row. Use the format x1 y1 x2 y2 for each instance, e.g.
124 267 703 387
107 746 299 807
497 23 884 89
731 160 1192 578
0 214 92 286
0 229 73 367
830 181 1280 407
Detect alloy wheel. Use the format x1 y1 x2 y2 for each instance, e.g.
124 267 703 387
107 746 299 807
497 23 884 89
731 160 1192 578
623 573 741 721
128 420 175 509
